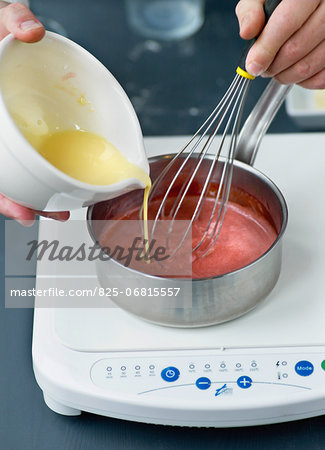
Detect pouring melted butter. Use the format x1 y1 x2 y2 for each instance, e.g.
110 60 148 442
37 129 150 187
22 126 151 253
37 129 152 251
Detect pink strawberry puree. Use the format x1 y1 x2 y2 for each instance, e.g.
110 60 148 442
190 198 277 277
99 191 278 279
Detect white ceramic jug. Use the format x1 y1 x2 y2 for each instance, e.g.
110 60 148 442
0 32 149 211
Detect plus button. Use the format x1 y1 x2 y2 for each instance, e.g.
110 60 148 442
237 376 253 389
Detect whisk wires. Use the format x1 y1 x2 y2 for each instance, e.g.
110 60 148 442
146 73 251 258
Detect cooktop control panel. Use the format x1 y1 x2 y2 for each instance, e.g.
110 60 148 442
90 350 325 398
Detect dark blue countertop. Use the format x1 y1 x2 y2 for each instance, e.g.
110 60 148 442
30 0 302 136
1 1 325 449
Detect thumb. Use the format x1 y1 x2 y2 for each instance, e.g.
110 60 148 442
0 2 45 42
235 0 266 40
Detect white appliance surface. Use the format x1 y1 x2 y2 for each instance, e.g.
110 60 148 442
49 133 325 352
33 134 325 427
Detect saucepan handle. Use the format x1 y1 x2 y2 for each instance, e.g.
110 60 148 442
235 79 292 166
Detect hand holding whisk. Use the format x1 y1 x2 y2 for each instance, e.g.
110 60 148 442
147 0 283 258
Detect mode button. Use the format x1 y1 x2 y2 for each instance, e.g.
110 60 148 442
295 360 314 377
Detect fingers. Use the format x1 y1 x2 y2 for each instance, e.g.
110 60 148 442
236 0 266 39
298 69 325 90
37 211 70 221
0 193 70 226
0 2 45 42
270 41 325 86
244 0 321 77
0 193 35 225
263 0 325 78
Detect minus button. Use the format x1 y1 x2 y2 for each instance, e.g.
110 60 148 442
195 377 211 390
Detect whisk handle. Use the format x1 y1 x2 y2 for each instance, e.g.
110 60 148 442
237 0 283 79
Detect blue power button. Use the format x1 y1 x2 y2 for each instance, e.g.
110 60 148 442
161 367 180 382
295 360 314 377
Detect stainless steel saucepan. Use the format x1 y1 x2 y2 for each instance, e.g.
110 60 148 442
87 80 291 328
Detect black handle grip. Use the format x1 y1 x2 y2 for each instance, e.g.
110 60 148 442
238 0 283 74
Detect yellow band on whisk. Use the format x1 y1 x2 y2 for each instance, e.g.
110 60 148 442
236 67 255 80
